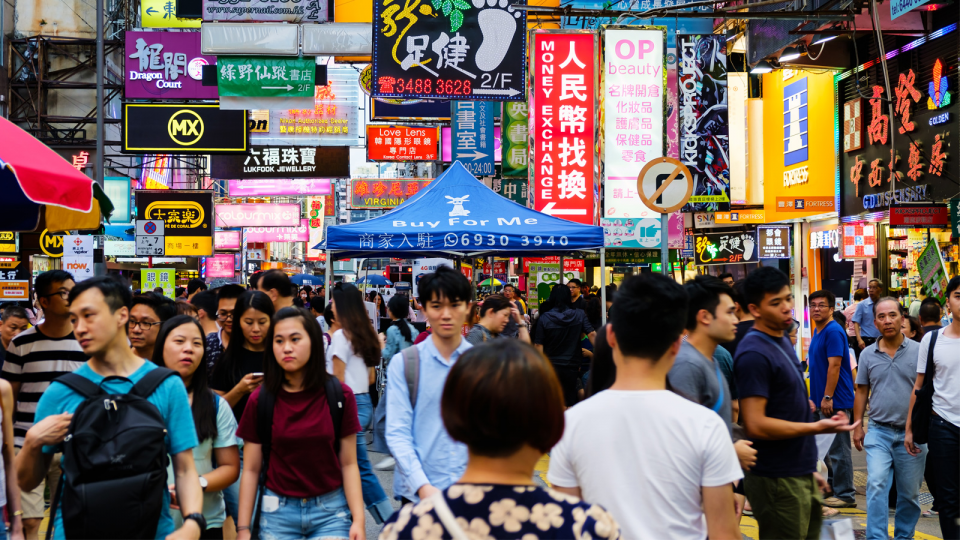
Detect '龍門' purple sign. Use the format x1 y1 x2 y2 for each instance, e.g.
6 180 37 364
227 179 332 197
125 31 217 100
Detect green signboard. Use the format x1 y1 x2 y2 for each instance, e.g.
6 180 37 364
501 102 528 177
217 57 316 98
587 249 680 265
141 268 175 299
493 178 529 207
916 239 950 305
951 198 959 239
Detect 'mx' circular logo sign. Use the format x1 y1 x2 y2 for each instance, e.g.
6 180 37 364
167 109 204 146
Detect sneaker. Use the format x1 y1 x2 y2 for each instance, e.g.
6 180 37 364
822 497 857 508
374 457 396 471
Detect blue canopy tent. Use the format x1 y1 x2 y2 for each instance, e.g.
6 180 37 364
318 162 610 315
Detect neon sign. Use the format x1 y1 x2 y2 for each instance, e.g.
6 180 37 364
929 112 951 125
928 58 951 109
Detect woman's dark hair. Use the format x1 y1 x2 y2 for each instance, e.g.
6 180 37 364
333 284 381 367
585 324 615 397
323 302 335 327
152 315 218 442
387 294 413 343
547 283 572 312
442 340 564 457
478 295 511 319
213 290 274 383
366 290 387 318
264 307 329 395
904 316 924 342
832 310 847 328
584 296 603 331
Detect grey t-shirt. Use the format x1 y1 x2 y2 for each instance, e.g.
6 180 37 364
668 341 733 432
855 337 921 427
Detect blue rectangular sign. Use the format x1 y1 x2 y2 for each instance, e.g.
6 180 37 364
451 101 495 176
891 0 931 19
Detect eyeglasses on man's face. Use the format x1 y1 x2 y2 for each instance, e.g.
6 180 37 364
129 320 162 330
42 289 70 300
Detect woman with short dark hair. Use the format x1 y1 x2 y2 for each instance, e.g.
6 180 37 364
380 340 620 539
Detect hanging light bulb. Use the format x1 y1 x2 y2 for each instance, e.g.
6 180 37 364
751 60 774 74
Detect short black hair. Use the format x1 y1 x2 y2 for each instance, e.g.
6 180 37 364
190 290 217 318
418 265 472 304
948 275 960 298
919 297 943 324
68 275 132 313
1 306 29 322
309 296 325 313
132 292 177 322
216 284 247 304
567 278 582 287
718 272 734 281
187 278 207 296
832 310 847 327
260 269 293 298
35 270 75 298
609 274 687 361
743 267 790 309
683 275 733 332
479 295 512 318
302 285 313 293
249 271 263 290
323 302 335 326
809 289 836 309
502 283 516 292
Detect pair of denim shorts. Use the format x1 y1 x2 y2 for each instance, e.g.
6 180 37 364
259 487 352 540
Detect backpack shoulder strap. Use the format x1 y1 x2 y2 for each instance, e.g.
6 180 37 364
130 367 178 399
924 330 939 381
53 373 105 399
325 377 345 454
256 388 276 453
403 345 421 409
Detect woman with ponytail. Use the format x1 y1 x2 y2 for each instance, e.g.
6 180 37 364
381 295 417 364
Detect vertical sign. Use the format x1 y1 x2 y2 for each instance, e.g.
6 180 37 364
677 34 730 212
951 198 959 239
784 77 808 166
451 101 495 175
916 239 949 304
492 178 529 207
530 32 597 225
602 26 665 218
502 102 529 177
306 196 326 261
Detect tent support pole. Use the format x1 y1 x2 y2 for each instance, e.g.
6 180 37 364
600 248 607 325
325 250 332 302
559 256 564 285
472 257 478 298
661 213 670 276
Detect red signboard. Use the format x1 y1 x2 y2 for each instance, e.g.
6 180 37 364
366 126 439 161
889 205 950 228
483 261 508 274
530 32 597 225
522 257 585 273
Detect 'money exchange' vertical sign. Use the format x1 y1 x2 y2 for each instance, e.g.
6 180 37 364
529 31 597 225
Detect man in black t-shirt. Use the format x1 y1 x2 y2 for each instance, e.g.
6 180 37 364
567 279 585 311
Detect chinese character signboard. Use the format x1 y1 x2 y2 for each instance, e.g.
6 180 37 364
694 231 758 265
201 0 327 22
250 68 362 147
141 269 175 299
502 102 528 177
839 33 958 218
0 261 30 300
450 101 495 175
215 204 301 227
123 104 248 154
521 257 584 273
441 127 501 162
136 190 215 256
125 32 215 99
492 178 528 207
889 204 950 227
141 0 200 27
372 0 526 100
601 26 664 218
0 232 17 254
841 222 876 258
211 146 349 179
349 179 431 209
601 217 662 248
215 230 242 250
916 239 949 303
757 225 791 259
244 219 310 242
677 34 730 212
206 254 236 279
367 126 439 161
217 57 316 98
307 196 326 261
227 179 332 197
530 31 597 225
584 249 679 265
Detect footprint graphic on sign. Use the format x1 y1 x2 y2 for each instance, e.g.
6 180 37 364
473 0 522 72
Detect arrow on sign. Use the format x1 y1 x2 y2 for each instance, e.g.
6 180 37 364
472 88 521 97
456 150 488 161
145 6 158 14
263 85 294 91
541 203 587 216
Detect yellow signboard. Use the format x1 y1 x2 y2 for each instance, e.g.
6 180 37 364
164 237 213 257
0 232 17 254
39 229 64 258
141 0 200 28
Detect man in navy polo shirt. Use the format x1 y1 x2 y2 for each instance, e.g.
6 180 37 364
808 289 856 509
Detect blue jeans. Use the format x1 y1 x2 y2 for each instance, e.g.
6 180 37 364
354 393 393 523
818 409 856 502
927 415 959 540
259 487 352 540
864 421 927 540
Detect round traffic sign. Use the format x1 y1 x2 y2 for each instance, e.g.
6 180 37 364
636 157 695 214
144 221 157 235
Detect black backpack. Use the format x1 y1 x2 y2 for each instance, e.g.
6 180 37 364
47 368 178 540
251 377 344 539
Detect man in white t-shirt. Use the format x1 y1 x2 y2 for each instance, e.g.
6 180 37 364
548 273 743 540
906 275 960 540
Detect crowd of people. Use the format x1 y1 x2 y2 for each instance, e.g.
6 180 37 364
0 265 953 540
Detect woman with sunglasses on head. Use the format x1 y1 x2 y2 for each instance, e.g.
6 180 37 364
153 315 240 539
236 308 365 540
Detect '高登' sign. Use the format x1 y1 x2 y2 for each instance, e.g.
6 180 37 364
371 0 525 101
530 31 597 225
135 190 215 256
126 31 216 99
217 57 316 98
211 146 349 179
123 104 248 154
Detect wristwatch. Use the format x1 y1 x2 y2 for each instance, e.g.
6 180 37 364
824 395 833 401
198 476 208 491
185 513 207 532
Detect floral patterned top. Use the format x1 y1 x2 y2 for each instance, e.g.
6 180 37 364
379 484 621 540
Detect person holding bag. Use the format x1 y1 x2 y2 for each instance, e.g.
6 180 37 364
235 307 365 540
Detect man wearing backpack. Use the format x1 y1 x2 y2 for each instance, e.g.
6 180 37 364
15 276 205 540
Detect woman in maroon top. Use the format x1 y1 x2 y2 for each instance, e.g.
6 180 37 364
235 307 365 540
